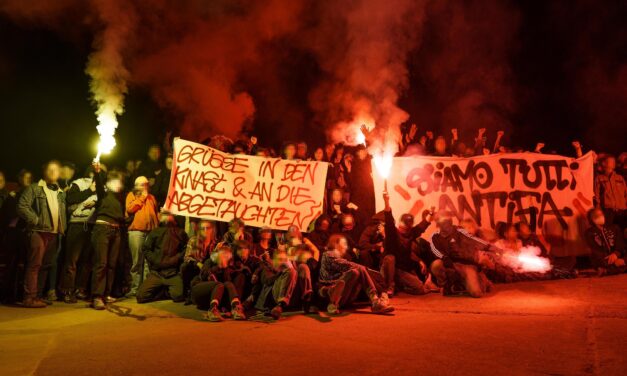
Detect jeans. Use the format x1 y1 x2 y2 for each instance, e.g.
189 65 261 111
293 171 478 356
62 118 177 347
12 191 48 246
61 222 92 292
24 231 59 300
255 266 297 310
91 224 121 298
128 230 149 294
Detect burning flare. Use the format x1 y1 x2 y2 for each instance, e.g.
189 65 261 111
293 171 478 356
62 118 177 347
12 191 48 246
503 246 552 273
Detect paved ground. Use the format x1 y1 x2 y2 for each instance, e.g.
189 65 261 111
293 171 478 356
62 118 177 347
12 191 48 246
1 275 626 376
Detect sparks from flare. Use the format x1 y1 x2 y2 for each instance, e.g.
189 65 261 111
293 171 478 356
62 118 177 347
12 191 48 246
503 246 552 273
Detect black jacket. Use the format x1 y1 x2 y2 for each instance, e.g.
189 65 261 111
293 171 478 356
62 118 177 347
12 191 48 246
383 210 430 271
144 224 189 277
585 225 625 268
94 172 125 225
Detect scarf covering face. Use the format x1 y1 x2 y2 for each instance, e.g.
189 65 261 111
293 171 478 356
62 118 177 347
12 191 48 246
39 179 60 233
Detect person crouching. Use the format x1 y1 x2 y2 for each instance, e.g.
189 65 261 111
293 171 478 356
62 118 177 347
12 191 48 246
319 234 394 315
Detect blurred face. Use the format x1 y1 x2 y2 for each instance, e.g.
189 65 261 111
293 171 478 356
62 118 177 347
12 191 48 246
505 226 518 241
260 231 273 242
518 223 531 239
336 237 349 255
216 250 232 268
314 148 324 161
44 162 61 183
284 144 296 159
135 181 149 192
319 219 330 231
273 252 288 269
603 157 616 174
237 247 250 262
342 216 354 230
400 214 414 229
126 160 136 173
591 209 605 226
148 146 161 161
297 143 307 158
435 137 447 154
61 166 75 180
325 144 335 157
165 156 173 170
331 189 342 204
21 172 33 187
229 221 242 234
199 221 214 238
418 136 427 145
461 220 477 235
0 173 5 190
356 148 367 160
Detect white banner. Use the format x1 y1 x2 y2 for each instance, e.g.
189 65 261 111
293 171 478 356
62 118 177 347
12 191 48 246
373 152 595 256
165 138 328 231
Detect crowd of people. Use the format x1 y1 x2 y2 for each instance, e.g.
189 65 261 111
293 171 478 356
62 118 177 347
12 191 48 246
0 125 625 321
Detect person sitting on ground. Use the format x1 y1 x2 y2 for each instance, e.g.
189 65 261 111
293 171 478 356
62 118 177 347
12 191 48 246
429 211 493 298
319 234 394 315
254 250 298 320
516 221 549 258
231 240 259 302
191 245 246 322
252 227 275 262
136 211 188 303
357 212 386 270
381 194 437 296
584 208 626 276
306 215 332 252
494 223 523 253
181 219 217 302
221 217 253 247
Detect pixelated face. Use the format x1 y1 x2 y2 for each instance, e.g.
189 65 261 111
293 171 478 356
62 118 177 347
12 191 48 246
165 156 173 170
331 189 342 204
505 226 518 241
603 157 616 173
237 247 250 261
44 162 61 183
273 252 288 268
314 148 324 161
518 223 531 239
337 237 349 255
342 216 354 230
325 144 335 156
148 146 161 161
297 143 307 157
461 220 477 235
21 172 33 187
216 250 232 268
284 144 296 159
229 221 242 234
319 219 330 231
199 221 214 238
61 166 75 180
126 160 136 173
260 231 273 241
435 137 447 154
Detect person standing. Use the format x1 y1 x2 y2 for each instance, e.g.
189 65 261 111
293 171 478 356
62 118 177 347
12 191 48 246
17 161 66 308
90 163 125 310
594 155 627 230
125 176 159 297
61 167 98 303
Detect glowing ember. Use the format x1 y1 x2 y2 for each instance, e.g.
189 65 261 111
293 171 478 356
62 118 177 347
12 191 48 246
503 246 552 273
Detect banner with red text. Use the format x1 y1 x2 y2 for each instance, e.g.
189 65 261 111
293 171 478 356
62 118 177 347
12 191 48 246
165 138 328 231
373 152 595 256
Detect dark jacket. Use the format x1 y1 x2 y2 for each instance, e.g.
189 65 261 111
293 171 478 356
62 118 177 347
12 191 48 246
383 210 430 271
319 249 358 283
17 181 66 234
94 172 125 225
430 227 489 267
584 225 625 268
144 224 189 277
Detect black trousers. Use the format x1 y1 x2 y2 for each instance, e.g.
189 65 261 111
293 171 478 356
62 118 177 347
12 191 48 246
61 222 92 292
136 271 184 303
91 224 121 298
191 281 239 310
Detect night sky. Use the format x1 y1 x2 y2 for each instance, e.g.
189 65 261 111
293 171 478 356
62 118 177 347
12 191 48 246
0 0 625 180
